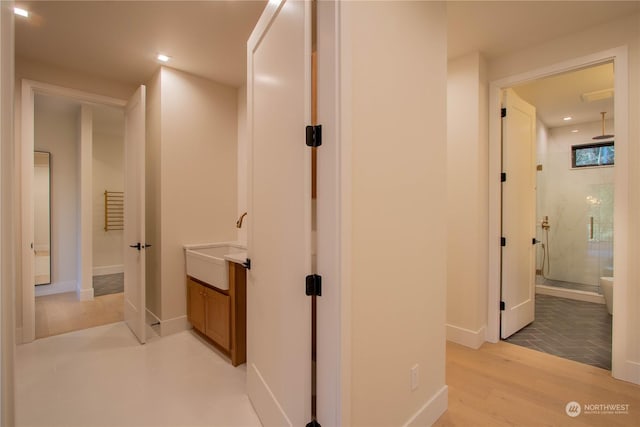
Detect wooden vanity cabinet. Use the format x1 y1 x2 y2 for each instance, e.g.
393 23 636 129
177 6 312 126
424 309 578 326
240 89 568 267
186 261 246 366
204 287 230 350
187 279 206 332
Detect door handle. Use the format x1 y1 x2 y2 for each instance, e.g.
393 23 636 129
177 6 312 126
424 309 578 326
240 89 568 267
129 243 152 250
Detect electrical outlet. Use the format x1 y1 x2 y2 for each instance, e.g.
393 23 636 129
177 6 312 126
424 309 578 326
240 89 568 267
410 364 419 391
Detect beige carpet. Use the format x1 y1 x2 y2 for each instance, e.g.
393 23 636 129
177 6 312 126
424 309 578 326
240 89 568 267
35 291 124 339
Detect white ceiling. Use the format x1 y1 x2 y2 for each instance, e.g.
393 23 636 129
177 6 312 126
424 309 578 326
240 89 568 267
14 1 640 95
513 62 615 129
16 1 267 88
447 1 640 60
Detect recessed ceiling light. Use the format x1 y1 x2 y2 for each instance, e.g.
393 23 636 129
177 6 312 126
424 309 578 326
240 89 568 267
563 116 572 121
571 129 579 133
14 7 29 18
157 54 171 63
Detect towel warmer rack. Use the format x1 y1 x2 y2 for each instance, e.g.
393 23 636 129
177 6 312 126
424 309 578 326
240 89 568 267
104 190 124 231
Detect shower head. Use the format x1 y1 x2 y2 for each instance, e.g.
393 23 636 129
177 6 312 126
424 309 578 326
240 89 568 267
593 111 614 140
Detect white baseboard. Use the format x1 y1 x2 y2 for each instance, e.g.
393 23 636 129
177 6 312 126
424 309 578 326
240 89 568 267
536 285 605 304
159 315 190 336
616 360 640 386
145 308 161 326
403 385 448 426
93 264 124 276
248 363 291 426
76 286 94 301
34 280 76 297
446 324 486 349
141 310 189 337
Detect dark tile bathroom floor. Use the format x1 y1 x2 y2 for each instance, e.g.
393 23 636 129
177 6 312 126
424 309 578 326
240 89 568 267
504 294 612 370
93 273 124 297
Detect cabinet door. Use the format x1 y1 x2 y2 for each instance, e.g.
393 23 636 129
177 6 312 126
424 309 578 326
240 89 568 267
187 278 205 332
205 288 230 350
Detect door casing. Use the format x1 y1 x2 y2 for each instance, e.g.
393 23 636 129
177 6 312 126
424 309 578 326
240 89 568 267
487 47 630 381
19 79 126 343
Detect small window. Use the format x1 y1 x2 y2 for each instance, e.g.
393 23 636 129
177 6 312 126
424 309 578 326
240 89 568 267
572 142 614 168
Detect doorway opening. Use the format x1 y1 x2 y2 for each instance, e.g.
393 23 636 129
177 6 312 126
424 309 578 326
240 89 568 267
488 47 629 378
19 79 150 344
500 63 615 370
31 93 126 339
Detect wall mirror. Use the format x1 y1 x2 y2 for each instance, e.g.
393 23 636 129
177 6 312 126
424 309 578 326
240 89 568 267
34 151 51 285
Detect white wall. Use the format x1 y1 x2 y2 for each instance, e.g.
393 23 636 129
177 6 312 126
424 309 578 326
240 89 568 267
339 2 448 425
536 120 614 286
145 67 238 332
446 52 489 349
145 69 162 318
92 106 124 275
1 2 16 424
488 12 640 380
237 84 248 244
77 105 93 300
34 94 79 296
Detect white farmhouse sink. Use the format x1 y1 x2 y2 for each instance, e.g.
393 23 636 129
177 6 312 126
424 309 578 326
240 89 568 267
184 242 246 290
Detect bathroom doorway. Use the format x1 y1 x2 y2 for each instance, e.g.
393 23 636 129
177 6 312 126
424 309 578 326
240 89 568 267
500 62 615 370
516 62 615 306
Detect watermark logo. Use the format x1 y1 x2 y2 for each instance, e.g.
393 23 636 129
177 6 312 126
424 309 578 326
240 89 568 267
565 401 630 417
565 401 581 417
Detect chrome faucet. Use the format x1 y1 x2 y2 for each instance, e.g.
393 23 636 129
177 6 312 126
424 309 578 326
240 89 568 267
236 212 247 228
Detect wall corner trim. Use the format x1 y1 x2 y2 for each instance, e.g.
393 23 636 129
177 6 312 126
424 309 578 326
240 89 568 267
159 315 190 336
15 328 24 345
446 324 486 349
615 360 640 385
403 385 448 427
76 286 94 301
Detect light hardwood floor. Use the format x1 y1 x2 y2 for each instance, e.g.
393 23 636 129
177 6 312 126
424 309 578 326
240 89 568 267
35 291 124 339
436 341 640 426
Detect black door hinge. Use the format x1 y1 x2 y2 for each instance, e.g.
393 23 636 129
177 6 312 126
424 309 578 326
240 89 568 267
243 258 251 270
501 172 506 182
501 108 506 118
306 420 321 427
532 238 538 245
500 301 506 311
501 237 506 247
305 274 322 296
306 125 322 147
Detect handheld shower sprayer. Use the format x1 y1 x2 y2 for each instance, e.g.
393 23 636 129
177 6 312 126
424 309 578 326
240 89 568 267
539 216 551 277
541 215 550 230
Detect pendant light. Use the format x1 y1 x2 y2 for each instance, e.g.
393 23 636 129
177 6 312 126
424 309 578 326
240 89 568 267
593 111 614 140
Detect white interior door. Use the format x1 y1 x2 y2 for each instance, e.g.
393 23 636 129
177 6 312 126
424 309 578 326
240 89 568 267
501 88 536 339
246 0 312 425
123 85 146 344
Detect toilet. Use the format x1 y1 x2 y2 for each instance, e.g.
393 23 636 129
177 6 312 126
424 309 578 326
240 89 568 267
600 276 614 315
